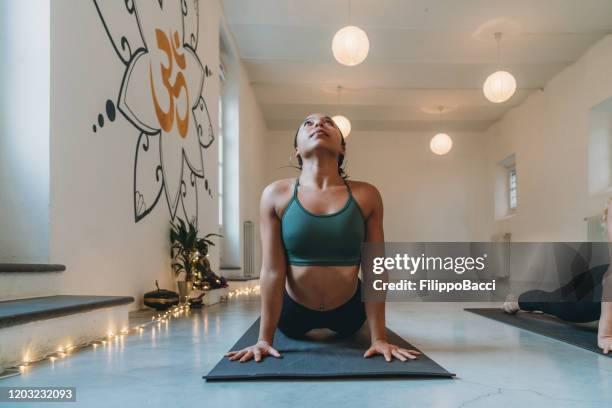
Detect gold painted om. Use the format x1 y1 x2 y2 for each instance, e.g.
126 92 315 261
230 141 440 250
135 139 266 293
149 29 189 137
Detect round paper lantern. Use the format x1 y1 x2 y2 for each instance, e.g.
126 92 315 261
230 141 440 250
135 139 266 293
430 133 453 155
332 25 370 66
483 70 517 103
332 115 352 138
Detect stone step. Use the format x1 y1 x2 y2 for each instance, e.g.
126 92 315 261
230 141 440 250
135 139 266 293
0 295 134 372
0 263 66 273
0 263 66 301
0 295 133 328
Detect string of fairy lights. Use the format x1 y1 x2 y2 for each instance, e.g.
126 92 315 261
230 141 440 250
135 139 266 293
10 284 260 375
226 285 260 299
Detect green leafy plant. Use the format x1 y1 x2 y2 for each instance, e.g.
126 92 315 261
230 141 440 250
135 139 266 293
170 217 222 283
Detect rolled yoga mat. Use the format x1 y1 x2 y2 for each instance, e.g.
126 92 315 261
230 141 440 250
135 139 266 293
204 317 454 381
465 308 610 356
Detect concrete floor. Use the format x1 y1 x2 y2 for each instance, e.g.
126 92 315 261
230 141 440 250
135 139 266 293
3 295 612 408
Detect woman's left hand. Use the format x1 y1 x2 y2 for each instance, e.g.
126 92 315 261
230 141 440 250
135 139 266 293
363 340 422 362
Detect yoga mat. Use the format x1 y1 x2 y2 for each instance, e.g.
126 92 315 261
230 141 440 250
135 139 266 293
204 317 454 381
465 308 610 356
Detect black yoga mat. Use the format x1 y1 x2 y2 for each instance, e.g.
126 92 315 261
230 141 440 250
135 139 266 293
204 317 454 381
465 308 609 356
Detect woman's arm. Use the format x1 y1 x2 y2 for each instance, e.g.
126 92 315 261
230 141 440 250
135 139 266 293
362 185 387 343
599 301 611 354
226 182 287 362
361 184 421 362
598 200 612 354
257 183 288 344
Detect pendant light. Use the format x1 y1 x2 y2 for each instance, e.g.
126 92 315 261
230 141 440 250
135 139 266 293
332 86 352 137
332 115 352 138
430 106 452 155
430 133 453 155
332 0 369 66
483 32 517 103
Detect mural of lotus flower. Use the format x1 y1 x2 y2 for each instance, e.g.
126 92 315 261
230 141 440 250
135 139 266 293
93 0 215 223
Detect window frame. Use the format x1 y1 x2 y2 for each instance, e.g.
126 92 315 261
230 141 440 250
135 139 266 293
508 166 518 212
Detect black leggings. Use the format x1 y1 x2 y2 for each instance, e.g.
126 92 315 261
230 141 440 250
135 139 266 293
518 264 609 323
277 279 367 338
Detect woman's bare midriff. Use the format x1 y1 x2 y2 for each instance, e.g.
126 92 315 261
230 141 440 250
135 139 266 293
285 265 360 311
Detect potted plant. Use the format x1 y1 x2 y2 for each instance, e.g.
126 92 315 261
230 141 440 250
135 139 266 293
170 217 223 303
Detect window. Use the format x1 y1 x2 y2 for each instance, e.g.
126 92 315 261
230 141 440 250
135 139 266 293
588 96 612 195
508 167 517 211
494 154 516 220
0 0 50 262
218 29 240 269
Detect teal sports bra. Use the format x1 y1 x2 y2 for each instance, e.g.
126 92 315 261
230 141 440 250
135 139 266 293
281 178 366 266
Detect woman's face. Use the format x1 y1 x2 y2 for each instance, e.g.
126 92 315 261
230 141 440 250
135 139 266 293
295 113 344 160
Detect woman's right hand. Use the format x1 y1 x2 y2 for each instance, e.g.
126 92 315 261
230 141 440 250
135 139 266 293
598 335 612 355
225 340 282 362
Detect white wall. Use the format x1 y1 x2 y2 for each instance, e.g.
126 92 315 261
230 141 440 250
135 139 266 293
218 38 241 269
217 15 268 277
45 0 267 308
0 0 50 262
218 59 267 277
265 129 492 242
238 62 267 275
44 0 269 310
485 34 612 242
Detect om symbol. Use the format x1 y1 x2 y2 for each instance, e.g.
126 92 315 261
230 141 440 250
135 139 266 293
149 29 189 138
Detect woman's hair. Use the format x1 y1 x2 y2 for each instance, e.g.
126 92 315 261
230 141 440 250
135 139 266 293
292 117 348 179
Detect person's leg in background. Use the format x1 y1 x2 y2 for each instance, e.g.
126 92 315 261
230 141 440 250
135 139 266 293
517 291 601 323
505 264 607 324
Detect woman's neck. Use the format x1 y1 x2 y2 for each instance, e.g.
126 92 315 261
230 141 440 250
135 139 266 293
299 155 343 189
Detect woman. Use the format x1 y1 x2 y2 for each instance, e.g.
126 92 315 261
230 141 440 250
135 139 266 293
225 113 420 363
502 200 612 354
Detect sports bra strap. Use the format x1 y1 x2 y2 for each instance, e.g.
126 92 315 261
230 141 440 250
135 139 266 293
343 178 353 198
293 177 300 198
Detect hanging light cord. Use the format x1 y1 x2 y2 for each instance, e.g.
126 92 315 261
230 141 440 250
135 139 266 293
348 0 352 25
495 32 502 69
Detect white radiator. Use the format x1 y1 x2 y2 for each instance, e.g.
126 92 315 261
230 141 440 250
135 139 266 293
243 221 255 277
585 214 606 242
489 232 511 279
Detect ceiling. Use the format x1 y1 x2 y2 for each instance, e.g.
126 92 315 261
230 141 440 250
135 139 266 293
221 0 612 132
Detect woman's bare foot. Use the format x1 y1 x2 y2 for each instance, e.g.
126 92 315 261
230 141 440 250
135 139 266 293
502 294 520 314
